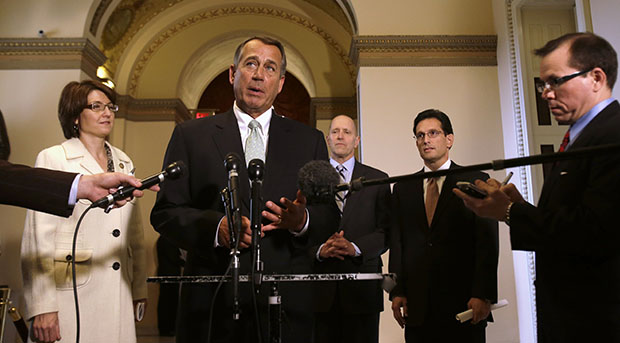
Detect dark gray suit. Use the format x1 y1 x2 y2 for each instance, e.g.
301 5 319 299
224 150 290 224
311 160 390 343
151 109 333 342
389 163 498 343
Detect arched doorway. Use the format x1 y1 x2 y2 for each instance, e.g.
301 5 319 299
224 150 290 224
197 70 311 125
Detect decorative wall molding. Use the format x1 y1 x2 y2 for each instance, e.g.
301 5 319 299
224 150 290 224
505 0 538 337
90 0 113 36
0 38 106 80
116 95 191 123
128 5 355 96
310 97 357 123
350 35 497 67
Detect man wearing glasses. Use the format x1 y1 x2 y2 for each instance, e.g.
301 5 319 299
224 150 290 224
389 109 498 343
455 32 620 341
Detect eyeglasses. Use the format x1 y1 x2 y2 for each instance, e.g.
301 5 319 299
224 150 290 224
84 102 119 113
536 68 592 93
415 129 444 141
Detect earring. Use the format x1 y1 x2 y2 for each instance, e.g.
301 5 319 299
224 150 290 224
73 123 79 135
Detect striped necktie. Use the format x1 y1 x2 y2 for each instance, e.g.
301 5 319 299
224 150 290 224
335 164 347 214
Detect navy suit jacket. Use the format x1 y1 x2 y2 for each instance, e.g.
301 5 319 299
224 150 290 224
510 100 620 341
0 160 75 217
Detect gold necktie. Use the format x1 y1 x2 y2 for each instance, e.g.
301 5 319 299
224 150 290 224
425 177 439 225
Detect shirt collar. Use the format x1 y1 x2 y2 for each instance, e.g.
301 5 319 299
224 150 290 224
330 156 355 181
568 97 615 148
423 159 451 173
233 101 272 135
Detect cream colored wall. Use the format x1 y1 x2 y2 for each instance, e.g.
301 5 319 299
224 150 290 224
0 69 83 342
0 0 92 37
353 0 495 35
590 0 620 100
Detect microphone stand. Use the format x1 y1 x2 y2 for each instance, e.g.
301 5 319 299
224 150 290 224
337 143 620 193
220 187 241 321
248 159 265 343
248 159 264 292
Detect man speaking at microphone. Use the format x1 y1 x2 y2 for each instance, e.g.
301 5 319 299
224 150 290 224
151 36 334 343
455 33 620 342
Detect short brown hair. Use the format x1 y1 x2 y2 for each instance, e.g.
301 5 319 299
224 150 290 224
58 80 116 139
233 36 287 77
534 32 618 90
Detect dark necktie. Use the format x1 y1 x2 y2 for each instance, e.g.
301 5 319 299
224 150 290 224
425 177 439 226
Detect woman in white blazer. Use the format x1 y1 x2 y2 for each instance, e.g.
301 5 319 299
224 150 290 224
21 80 147 343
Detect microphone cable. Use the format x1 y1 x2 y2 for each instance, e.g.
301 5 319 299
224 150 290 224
70 203 97 343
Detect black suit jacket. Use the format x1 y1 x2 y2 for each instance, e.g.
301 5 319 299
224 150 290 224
150 109 332 342
311 160 390 314
0 160 76 217
510 100 620 342
389 163 498 326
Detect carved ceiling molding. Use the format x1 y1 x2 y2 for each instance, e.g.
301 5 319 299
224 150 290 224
90 0 114 36
350 35 497 67
101 0 184 75
116 95 191 123
127 5 355 96
0 38 106 79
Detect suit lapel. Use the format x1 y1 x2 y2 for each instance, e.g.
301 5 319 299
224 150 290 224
212 111 251 212
539 101 620 207
430 164 459 227
62 138 103 175
263 113 290 197
339 161 362 228
411 169 430 231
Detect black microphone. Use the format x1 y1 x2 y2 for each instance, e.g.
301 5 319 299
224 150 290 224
92 161 185 208
248 159 264 291
297 160 342 204
224 153 242 214
248 158 264 230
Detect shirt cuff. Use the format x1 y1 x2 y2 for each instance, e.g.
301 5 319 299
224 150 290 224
351 242 361 257
290 208 309 236
214 216 226 247
68 174 81 207
316 243 325 261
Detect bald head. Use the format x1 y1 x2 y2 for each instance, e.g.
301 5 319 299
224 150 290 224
327 115 359 163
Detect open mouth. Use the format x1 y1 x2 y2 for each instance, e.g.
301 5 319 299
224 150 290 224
248 86 263 95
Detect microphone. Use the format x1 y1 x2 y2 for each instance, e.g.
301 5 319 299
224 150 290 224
248 159 264 291
92 161 185 208
224 153 242 214
298 160 342 204
248 158 264 231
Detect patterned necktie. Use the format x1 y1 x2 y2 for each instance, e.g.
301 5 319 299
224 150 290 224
558 130 570 152
245 120 265 166
425 177 439 226
335 164 347 215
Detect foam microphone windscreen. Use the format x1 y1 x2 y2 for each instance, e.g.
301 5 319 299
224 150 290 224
298 160 340 204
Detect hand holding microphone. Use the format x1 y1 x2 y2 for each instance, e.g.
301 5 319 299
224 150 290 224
92 161 185 209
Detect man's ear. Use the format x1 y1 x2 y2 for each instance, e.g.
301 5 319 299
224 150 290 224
229 64 236 85
446 133 454 149
591 67 608 92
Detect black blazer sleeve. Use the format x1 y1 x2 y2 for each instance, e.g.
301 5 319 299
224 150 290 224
0 160 76 217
